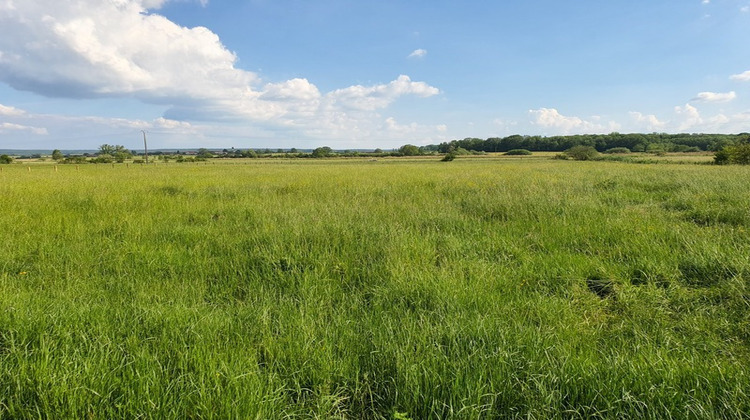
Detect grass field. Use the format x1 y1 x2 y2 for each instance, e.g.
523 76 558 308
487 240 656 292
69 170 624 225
1 158 749 418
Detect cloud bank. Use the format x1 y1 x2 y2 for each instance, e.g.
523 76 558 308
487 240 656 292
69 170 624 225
0 0 441 144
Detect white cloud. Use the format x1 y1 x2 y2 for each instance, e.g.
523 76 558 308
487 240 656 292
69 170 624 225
0 0 440 139
730 70 750 81
528 108 619 134
691 91 736 103
408 49 427 59
629 111 666 131
702 0 710 4
0 103 25 116
326 75 439 111
0 122 47 135
674 103 703 131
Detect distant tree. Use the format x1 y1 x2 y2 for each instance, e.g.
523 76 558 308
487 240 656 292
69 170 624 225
0 154 13 164
290 148 298 154
51 149 64 161
99 144 117 155
99 144 132 162
564 145 599 161
373 148 383 154
398 144 420 156
312 146 333 158
197 148 213 159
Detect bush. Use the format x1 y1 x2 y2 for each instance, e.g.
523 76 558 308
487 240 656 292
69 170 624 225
441 152 456 162
729 143 750 165
714 149 731 165
0 154 13 164
62 156 88 164
311 146 333 158
504 149 532 156
715 142 750 165
604 147 631 154
398 144 420 156
564 145 598 161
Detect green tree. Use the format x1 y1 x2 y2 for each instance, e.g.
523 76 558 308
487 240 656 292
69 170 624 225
398 144 420 156
0 154 13 164
197 148 213 159
564 145 599 161
99 144 117 155
51 149 64 161
728 143 750 165
98 144 132 162
311 146 333 158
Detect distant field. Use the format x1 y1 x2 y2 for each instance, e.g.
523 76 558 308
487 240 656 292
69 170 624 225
1 158 748 418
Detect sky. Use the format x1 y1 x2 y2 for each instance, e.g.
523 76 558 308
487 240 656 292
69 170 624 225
1 0 750 150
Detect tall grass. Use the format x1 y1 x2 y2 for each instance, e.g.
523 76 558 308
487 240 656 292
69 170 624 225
1 159 749 418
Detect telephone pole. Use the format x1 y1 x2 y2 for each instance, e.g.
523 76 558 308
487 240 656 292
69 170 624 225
141 130 149 163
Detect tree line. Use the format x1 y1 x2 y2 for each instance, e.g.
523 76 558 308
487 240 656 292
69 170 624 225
426 133 748 154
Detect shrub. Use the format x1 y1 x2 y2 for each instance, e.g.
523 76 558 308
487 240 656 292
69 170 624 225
398 144 420 156
715 142 750 165
714 149 730 165
311 146 333 158
0 154 13 164
564 145 598 161
441 152 456 162
504 149 532 156
729 142 750 165
62 156 88 164
604 147 630 154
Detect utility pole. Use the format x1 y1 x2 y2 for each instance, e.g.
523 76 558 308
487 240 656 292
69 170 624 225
141 130 149 163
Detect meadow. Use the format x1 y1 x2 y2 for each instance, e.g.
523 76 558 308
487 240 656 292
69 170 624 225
0 157 748 418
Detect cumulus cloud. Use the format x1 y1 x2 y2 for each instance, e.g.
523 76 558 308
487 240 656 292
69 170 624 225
730 70 750 81
0 0 440 135
629 111 666 131
528 108 619 134
408 49 427 59
674 103 703 130
326 75 439 111
691 91 736 103
0 0 254 102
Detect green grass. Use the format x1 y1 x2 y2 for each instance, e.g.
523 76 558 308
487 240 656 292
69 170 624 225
1 159 749 418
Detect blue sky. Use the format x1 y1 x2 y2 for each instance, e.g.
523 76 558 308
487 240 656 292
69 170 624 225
1 0 749 150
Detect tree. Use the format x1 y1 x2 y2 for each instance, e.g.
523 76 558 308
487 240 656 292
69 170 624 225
0 154 13 164
564 145 599 161
99 144 132 162
730 143 750 165
197 148 213 159
441 152 456 162
312 146 333 158
399 144 420 156
99 144 117 155
52 149 64 161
